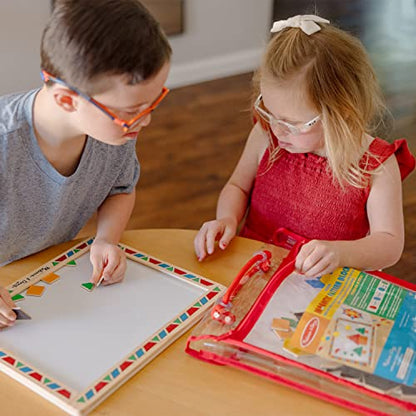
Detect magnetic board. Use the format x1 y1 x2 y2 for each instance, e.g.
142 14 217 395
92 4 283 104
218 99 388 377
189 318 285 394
0 239 224 415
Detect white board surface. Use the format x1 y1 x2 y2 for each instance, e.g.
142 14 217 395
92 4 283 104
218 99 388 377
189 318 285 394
0 253 205 392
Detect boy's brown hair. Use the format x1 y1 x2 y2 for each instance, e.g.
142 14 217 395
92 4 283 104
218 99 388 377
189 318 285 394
42 0 172 93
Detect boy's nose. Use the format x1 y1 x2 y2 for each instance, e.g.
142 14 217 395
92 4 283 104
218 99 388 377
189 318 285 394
139 113 151 127
128 113 152 131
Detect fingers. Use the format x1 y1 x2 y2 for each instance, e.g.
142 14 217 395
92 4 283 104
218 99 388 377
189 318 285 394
295 242 315 273
194 220 235 261
101 251 126 286
90 253 105 285
205 225 222 256
194 222 219 261
0 311 16 328
0 287 16 309
194 227 207 261
295 241 338 277
306 261 334 278
0 288 16 328
219 225 235 250
90 244 126 286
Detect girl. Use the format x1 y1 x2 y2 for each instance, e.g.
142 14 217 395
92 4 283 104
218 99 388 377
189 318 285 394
194 15 415 277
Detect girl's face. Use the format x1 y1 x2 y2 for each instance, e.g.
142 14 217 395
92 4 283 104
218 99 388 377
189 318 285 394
260 76 325 155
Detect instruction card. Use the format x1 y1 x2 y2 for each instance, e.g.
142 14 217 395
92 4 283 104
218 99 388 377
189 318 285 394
289 267 416 386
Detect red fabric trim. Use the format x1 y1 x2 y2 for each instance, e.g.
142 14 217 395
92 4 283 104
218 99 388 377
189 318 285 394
392 139 415 180
365 138 415 181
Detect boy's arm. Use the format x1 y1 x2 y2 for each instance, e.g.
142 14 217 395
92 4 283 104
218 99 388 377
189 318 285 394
95 190 136 244
296 155 404 276
90 189 136 285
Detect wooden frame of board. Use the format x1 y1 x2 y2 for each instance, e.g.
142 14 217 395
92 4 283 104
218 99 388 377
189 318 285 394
0 238 224 415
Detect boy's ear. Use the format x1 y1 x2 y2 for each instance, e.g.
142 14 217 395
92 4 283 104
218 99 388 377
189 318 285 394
52 88 79 112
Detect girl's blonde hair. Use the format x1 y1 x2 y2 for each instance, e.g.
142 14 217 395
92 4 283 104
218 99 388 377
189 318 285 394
255 22 388 187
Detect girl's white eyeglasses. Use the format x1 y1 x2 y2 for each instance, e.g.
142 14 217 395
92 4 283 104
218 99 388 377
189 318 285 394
254 94 320 136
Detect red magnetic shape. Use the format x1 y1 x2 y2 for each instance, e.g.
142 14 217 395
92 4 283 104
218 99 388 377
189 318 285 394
206 291 217 299
149 258 160 265
2 356 16 365
199 279 212 286
29 372 43 382
95 381 107 392
166 324 178 333
120 360 134 371
186 307 198 316
144 342 156 351
125 248 136 255
56 255 67 262
57 389 71 399
174 268 186 275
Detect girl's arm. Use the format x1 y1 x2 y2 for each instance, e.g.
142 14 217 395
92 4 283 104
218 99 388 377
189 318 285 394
194 124 269 260
89 189 136 285
296 155 404 276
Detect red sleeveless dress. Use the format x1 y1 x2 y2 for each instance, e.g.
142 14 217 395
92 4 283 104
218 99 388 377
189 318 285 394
240 137 415 243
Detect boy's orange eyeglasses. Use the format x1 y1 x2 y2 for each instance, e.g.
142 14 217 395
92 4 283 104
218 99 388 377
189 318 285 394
41 70 169 132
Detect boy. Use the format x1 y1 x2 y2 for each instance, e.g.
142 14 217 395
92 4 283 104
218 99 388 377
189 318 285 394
0 0 171 328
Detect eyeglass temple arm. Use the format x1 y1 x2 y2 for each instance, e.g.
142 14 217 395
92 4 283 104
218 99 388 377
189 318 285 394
41 69 120 122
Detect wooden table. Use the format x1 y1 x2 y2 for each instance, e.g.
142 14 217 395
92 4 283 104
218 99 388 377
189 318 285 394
0 229 355 416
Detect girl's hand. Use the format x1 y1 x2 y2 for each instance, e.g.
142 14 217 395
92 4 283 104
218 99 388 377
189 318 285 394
295 240 341 277
194 217 238 261
0 287 16 329
89 239 127 286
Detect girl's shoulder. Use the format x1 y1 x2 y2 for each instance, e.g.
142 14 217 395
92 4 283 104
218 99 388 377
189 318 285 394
364 136 415 181
247 122 271 165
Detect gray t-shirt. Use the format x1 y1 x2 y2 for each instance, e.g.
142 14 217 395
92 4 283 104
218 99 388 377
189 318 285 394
0 89 140 266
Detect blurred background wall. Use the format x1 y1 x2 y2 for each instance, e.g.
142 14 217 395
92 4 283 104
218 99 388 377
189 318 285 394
0 0 273 94
0 1 50 94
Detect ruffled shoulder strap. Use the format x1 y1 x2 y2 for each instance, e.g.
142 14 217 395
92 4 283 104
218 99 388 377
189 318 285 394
365 138 415 181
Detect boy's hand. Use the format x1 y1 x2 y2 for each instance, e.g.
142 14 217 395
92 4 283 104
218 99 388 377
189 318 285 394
0 287 17 329
295 240 341 277
194 217 237 261
90 239 127 286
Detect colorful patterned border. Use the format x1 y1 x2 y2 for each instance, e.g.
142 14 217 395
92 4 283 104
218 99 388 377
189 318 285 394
0 351 73 399
75 244 223 404
7 239 94 295
1 240 95 404
123 246 218 289
75 286 222 404
2 239 224 413
50 239 94 266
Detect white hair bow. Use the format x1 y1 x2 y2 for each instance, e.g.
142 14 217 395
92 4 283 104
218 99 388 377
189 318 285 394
271 15 330 35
